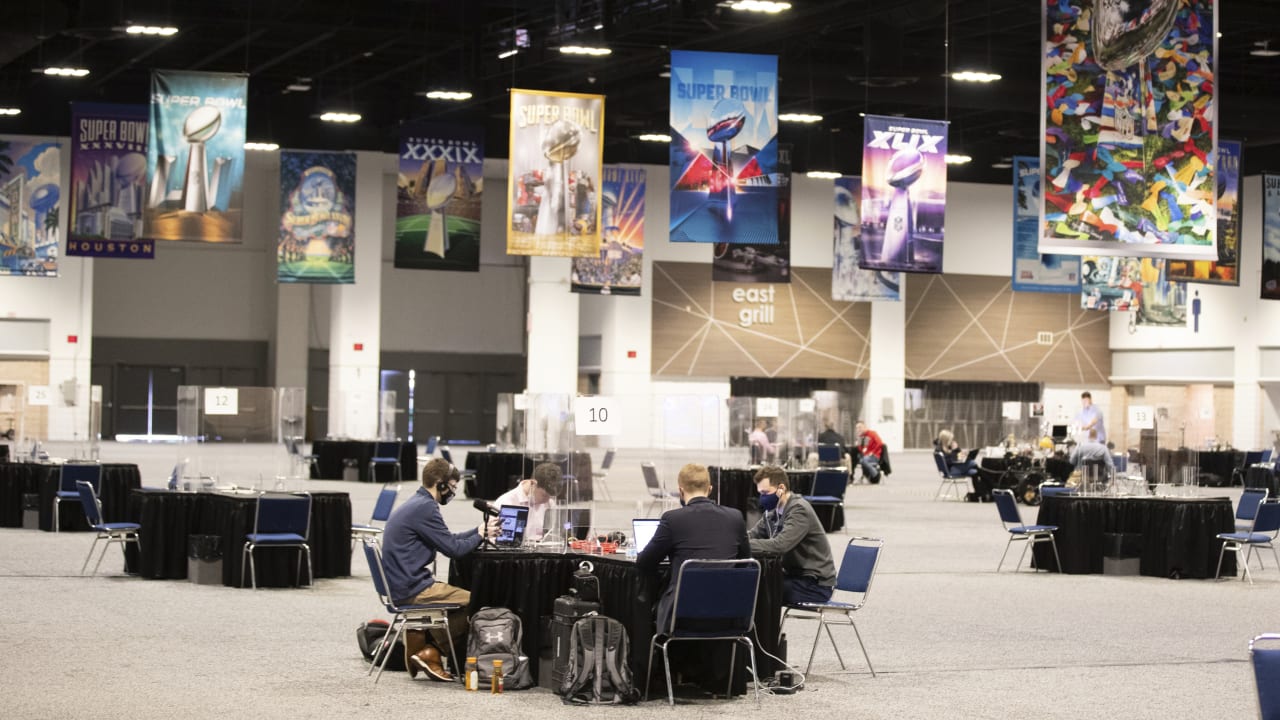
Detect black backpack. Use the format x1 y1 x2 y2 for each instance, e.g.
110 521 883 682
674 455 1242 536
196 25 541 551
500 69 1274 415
558 615 641 705
356 619 405 671
467 607 534 690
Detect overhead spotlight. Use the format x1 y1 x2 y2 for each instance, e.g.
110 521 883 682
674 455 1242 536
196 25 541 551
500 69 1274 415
284 80 312 93
244 142 280 151
319 111 361 123
422 90 473 101
0 107 20 116
593 23 604 30
498 49 519 60
125 25 179 36
945 154 972 165
779 112 823 123
725 1 792 13
658 70 671 78
1251 41 1280 58
40 67 90 77
990 161 1013 170
950 71 1002 83
806 171 842 179
560 45 612 56
637 133 672 143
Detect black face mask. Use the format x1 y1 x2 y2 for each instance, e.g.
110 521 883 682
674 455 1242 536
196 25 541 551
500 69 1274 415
438 485 456 506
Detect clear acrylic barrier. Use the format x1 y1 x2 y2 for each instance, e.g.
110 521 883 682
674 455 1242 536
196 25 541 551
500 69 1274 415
517 393 580 552
175 385 305 489
654 395 725 520
378 390 397 441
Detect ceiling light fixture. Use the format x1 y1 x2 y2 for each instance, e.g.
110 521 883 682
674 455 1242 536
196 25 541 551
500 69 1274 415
560 45 612 56
726 1 793 13
319 111 361 123
498 49 519 60
244 142 280 151
125 25 179 36
945 154 972 165
806 171 842 179
779 112 823 123
0 108 20 116
638 133 671 143
1251 41 1280 58
951 70 1002 83
422 90 473 101
990 161 1013 170
40 67 90 77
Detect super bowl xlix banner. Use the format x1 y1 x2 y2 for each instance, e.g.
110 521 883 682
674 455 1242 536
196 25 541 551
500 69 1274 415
859 115 947 274
0 135 60 277
571 166 644 295
395 122 483 271
669 50 779 245
1263 175 1280 300
833 176 899 301
1041 0 1217 259
277 151 355 284
145 70 247 243
1168 140 1241 285
1012 157 1078 293
67 103 153 260
713 144 790 283
507 89 603 257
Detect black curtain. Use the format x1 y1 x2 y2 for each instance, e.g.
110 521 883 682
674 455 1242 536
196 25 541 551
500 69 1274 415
905 381 1041 449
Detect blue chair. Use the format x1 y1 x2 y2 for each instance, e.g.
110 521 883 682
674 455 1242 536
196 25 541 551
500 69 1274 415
1263 449 1275 464
780 536 882 675
439 447 453 465
351 484 399 549
425 435 440 456
933 452 971 501
803 469 848 531
76 481 141 576
369 442 402 483
241 491 312 589
1252 633 1280 720
1216 500 1280 584
1237 488 1270 533
816 443 843 467
1235 451 1266 487
55 463 102 532
361 539 460 683
993 488 1061 572
591 448 616 502
645 558 762 705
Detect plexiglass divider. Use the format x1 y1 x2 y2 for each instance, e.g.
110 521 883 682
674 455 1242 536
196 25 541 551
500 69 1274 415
655 394 725 524
175 385 305 491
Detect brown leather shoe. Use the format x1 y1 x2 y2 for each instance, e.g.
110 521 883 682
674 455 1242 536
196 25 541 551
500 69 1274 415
410 646 453 682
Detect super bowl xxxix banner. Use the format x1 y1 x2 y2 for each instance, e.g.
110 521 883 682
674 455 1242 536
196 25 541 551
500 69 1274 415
395 122 483 271
67 103 153 260
145 70 247 243
571 166 644 296
669 50 779 245
833 176 899 301
277 151 355 284
1168 140 1241 285
859 115 947 274
1041 0 1217 259
0 135 60 277
1012 157 1079 293
507 89 603 257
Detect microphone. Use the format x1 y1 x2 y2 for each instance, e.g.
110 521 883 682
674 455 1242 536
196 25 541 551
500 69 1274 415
473 499 501 514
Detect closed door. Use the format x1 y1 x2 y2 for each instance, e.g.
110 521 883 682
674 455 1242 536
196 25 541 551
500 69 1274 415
446 373 483 441
414 372 447 441
115 364 183 436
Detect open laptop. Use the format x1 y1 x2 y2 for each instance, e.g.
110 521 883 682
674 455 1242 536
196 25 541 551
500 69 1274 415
632 518 661 553
495 505 530 548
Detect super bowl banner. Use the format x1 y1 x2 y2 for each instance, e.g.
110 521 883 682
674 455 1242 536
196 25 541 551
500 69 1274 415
1168 140 1241 285
833 176 899 301
859 115 947 274
145 70 247 243
67 103 153 260
713 144 790 283
1263 175 1280 301
1082 256 1186 326
507 89 603 257
669 50 779 245
1012 156 1079 293
571 166 644 295
0 135 60 277
277 151 355 284
395 122 483 271
1041 0 1217 259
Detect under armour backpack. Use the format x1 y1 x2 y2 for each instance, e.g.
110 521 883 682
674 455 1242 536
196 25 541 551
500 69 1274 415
558 615 641 705
466 607 534 690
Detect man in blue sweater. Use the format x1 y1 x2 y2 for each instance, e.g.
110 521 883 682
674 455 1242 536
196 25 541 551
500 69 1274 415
382 458 495 681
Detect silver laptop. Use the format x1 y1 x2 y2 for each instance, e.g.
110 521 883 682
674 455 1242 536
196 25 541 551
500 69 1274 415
632 518 661 553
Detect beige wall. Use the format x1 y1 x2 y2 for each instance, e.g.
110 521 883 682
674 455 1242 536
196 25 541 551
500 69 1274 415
0 360 50 441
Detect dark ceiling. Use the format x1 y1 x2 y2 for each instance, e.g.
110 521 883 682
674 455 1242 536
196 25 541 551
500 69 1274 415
2 0 1279 184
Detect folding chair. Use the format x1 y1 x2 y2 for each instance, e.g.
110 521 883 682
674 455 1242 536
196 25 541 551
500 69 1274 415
591 448 616 502
993 488 1061 572
641 462 679 515
803 468 848 532
352 484 400 550
1251 633 1280 720
241 491 313 589
1216 500 1280 584
933 452 970 501
55 463 102 532
76 481 141 576
369 441 403 483
780 536 882 675
361 539 460 683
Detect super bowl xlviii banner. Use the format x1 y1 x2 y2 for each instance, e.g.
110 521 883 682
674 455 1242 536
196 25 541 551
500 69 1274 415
145 70 247 243
67 103 154 260
833 176 899 301
859 115 947 274
1041 0 1216 259
1263 175 1280 301
395 122 483 271
1012 157 1078 293
669 50 779 245
507 89 603 257
1168 140 1241 285
0 135 60 277
571 166 644 295
277 151 355 284
714 144 790 283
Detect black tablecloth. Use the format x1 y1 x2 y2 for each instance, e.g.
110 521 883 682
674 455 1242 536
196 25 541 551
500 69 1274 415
465 452 594 501
709 467 843 531
0 461 45 527
311 441 416 482
2 463 142 531
1033 495 1236 579
449 551 784 692
1245 466 1279 495
124 489 352 587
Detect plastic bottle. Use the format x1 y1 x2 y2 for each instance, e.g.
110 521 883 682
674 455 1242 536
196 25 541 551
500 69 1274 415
491 659 504 694
465 657 478 691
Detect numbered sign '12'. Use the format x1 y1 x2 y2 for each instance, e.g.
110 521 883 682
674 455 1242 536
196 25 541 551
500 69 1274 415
574 396 620 436
204 387 239 416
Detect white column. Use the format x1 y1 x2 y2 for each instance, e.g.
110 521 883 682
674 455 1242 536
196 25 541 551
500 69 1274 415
864 296 906 451
274 285 310 390
1234 345 1261 450
526 256 579 395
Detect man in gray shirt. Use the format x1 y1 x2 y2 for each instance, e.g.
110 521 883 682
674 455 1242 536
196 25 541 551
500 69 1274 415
748 465 837 605
1069 429 1114 476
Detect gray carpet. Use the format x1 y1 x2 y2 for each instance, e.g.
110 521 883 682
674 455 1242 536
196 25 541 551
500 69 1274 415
1 443 1270 719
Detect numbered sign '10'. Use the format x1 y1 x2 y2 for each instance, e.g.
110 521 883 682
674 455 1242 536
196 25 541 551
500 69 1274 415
574 396 620 436
1128 405 1154 431
204 387 239 416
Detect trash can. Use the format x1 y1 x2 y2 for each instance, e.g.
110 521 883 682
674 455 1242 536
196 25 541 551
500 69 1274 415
21 493 40 530
1103 532 1142 576
188 534 224 585
343 458 360 483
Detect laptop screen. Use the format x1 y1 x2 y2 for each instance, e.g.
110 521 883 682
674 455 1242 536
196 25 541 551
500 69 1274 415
632 519 661 553
496 505 530 547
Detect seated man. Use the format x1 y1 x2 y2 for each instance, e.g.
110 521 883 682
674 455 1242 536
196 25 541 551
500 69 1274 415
749 419 774 464
1069 428 1114 478
855 420 884 483
493 461 562 542
748 465 837 605
818 421 852 468
382 458 496 681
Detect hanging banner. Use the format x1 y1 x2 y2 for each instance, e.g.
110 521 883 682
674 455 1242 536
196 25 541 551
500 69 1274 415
859 114 947 274
0 135 60 277
277 151 355 284
833 176 899 301
571 166 644 295
1168 140 1241 285
669 50 779 245
1012 156 1079 293
1041 0 1217 259
145 70 247 243
713 144 790 283
1264 175 1280 300
1081 256 1186 325
395 122 483 271
67 103 153 260
507 89 603 257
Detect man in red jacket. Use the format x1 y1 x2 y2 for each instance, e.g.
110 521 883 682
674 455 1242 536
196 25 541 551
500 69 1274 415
855 421 884 483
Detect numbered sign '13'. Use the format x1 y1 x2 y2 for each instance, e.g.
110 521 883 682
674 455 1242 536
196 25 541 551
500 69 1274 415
574 396 620 436
1128 405 1154 431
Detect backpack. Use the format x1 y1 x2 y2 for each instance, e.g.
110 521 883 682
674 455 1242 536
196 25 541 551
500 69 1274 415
356 619 406 671
558 615 641 705
467 607 534 690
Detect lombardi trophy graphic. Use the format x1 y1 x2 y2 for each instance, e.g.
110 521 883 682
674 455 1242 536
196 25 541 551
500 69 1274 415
424 173 457 256
535 119 581 238
706 98 746 221
1092 0 1180 161
880 148 924 266
181 106 223 213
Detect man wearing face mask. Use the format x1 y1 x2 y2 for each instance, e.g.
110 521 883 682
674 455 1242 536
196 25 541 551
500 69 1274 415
382 458 497 682
749 465 836 605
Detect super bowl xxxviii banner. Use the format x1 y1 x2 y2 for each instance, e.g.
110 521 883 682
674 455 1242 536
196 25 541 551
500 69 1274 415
1082 256 1186 326
859 115 947 274
145 70 247 243
277 151 355 284
669 50 779 245
67 103 153 260
1263 175 1280 300
1041 0 1216 259
1012 156 1079 293
395 122 482 271
571 166 644 295
833 176 899 301
713 144 790 283
507 89 603 257
1168 140 1241 285
0 135 60 277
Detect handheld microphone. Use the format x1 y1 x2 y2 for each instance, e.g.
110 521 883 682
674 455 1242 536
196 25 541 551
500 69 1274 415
473 499 501 514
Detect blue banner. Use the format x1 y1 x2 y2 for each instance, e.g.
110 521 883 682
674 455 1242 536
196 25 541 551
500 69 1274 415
571 166 645 295
859 115 947 273
833 176 899 301
67 103 153 259
0 135 61 277
1012 156 1079 293
277 151 355 284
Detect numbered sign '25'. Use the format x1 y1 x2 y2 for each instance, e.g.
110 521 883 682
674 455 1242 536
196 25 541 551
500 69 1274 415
574 396 620 436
